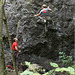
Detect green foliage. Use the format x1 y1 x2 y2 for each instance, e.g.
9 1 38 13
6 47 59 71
50 62 75 75
55 67 75 74
50 62 59 68
20 70 41 75
20 70 34 75
25 61 36 72
59 52 73 66
20 61 75 75
71 64 75 70
46 70 55 75
20 61 41 75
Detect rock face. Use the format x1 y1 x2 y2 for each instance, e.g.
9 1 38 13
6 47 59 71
3 0 74 69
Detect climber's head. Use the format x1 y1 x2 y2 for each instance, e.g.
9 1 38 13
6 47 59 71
13 38 18 42
42 4 47 8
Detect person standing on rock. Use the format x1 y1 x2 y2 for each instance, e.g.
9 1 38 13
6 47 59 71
34 4 52 33
12 38 21 67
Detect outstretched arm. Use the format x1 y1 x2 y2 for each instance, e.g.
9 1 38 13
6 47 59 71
34 13 41 16
48 6 52 12
49 8 52 12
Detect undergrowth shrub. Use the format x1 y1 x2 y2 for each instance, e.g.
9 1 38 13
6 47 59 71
20 62 75 75
59 52 73 66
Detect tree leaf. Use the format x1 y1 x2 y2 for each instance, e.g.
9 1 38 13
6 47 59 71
20 70 34 75
50 62 59 68
55 68 61 72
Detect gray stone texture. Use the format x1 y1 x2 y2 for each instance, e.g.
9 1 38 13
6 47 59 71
3 0 74 69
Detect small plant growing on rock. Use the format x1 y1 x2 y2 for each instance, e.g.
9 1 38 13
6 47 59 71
59 52 73 66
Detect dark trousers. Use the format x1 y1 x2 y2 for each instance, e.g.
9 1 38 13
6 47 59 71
13 50 21 69
13 50 18 61
13 50 19 67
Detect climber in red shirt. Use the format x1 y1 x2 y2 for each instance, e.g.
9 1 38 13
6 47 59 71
12 38 22 70
12 38 21 62
12 38 19 51
12 38 21 52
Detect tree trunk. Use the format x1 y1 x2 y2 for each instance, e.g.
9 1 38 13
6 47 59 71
2 0 18 75
0 1 6 75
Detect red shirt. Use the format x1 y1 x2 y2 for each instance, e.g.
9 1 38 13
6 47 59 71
12 42 18 50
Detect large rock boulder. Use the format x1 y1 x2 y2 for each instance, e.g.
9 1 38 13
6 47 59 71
4 0 74 69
